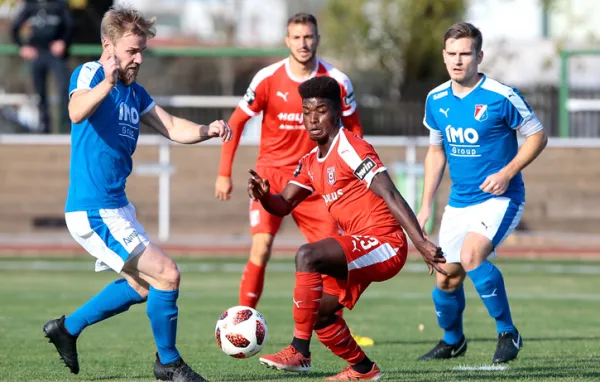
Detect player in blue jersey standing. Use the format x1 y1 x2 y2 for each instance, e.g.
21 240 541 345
416 22 548 363
42 5 231 382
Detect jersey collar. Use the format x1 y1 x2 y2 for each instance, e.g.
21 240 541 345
450 73 486 99
285 57 320 83
317 127 343 162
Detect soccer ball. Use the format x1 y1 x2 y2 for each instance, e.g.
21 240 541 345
215 306 268 358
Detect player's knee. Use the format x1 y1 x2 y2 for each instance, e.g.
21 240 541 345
436 268 465 291
295 244 321 272
460 250 484 271
156 258 180 289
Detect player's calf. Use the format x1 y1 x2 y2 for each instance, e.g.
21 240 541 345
43 316 79 374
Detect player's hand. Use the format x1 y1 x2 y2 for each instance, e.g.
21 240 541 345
248 169 270 201
414 239 448 276
416 207 431 240
207 120 232 142
19 45 38 61
215 175 233 201
479 171 511 195
103 55 119 85
50 40 66 57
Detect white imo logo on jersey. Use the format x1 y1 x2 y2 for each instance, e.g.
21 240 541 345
439 108 450 118
119 103 139 124
445 125 481 157
276 91 289 102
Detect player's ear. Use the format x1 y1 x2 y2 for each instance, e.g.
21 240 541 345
477 50 484 65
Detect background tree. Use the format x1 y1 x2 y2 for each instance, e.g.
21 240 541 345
321 0 466 101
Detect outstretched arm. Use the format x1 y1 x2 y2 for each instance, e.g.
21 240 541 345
142 105 232 144
369 170 448 275
247 169 312 217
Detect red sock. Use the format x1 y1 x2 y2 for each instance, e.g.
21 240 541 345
239 261 265 308
293 272 323 340
316 315 366 365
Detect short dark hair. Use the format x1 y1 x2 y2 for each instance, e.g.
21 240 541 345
443 22 483 52
287 12 318 32
298 76 341 111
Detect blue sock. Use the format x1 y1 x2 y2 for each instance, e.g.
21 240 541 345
147 286 181 364
432 285 465 345
467 261 516 334
64 278 145 336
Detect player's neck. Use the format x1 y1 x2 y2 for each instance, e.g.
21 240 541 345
451 73 483 96
316 128 340 158
288 56 318 79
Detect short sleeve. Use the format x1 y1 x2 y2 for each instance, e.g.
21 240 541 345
238 70 269 117
135 83 156 116
423 96 439 131
338 135 387 188
339 77 357 117
69 62 104 98
502 87 535 129
288 158 314 194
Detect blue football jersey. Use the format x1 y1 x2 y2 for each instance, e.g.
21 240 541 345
423 75 533 207
65 61 155 212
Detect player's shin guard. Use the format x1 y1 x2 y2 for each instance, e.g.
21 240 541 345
316 315 366 365
293 272 322 340
147 286 181 364
64 278 145 336
239 261 266 308
467 261 515 334
432 285 466 345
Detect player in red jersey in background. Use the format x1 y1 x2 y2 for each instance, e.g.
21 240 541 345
248 76 447 380
215 12 371 344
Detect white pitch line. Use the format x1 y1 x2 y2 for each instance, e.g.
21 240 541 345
454 365 510 371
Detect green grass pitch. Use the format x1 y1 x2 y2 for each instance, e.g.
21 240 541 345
0 256 599 381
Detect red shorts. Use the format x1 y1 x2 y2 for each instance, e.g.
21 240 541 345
323 232 408 309
249 166 340 242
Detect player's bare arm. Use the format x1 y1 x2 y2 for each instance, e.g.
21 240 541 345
68 55 119 123
480 129 548 195
142 105 232 144
247 169 311 217
369 170 449 276
418 144 447 235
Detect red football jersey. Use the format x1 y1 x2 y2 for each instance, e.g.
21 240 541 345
290 128 402 237
218 58 363 177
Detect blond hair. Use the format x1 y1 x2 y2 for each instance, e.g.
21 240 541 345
101 5 156 43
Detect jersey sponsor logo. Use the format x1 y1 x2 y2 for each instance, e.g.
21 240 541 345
243 87 256 105
118 102 139 140
277 112 304 130
293 162 303 177
327 166 336 186
433 90 448 100
323 189 343 206
353 157 376 180
444 125 481 157
119 102 139 125
474 104 488 121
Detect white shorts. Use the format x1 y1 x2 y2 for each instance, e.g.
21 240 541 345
65 203 150 272
438 197 524 264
